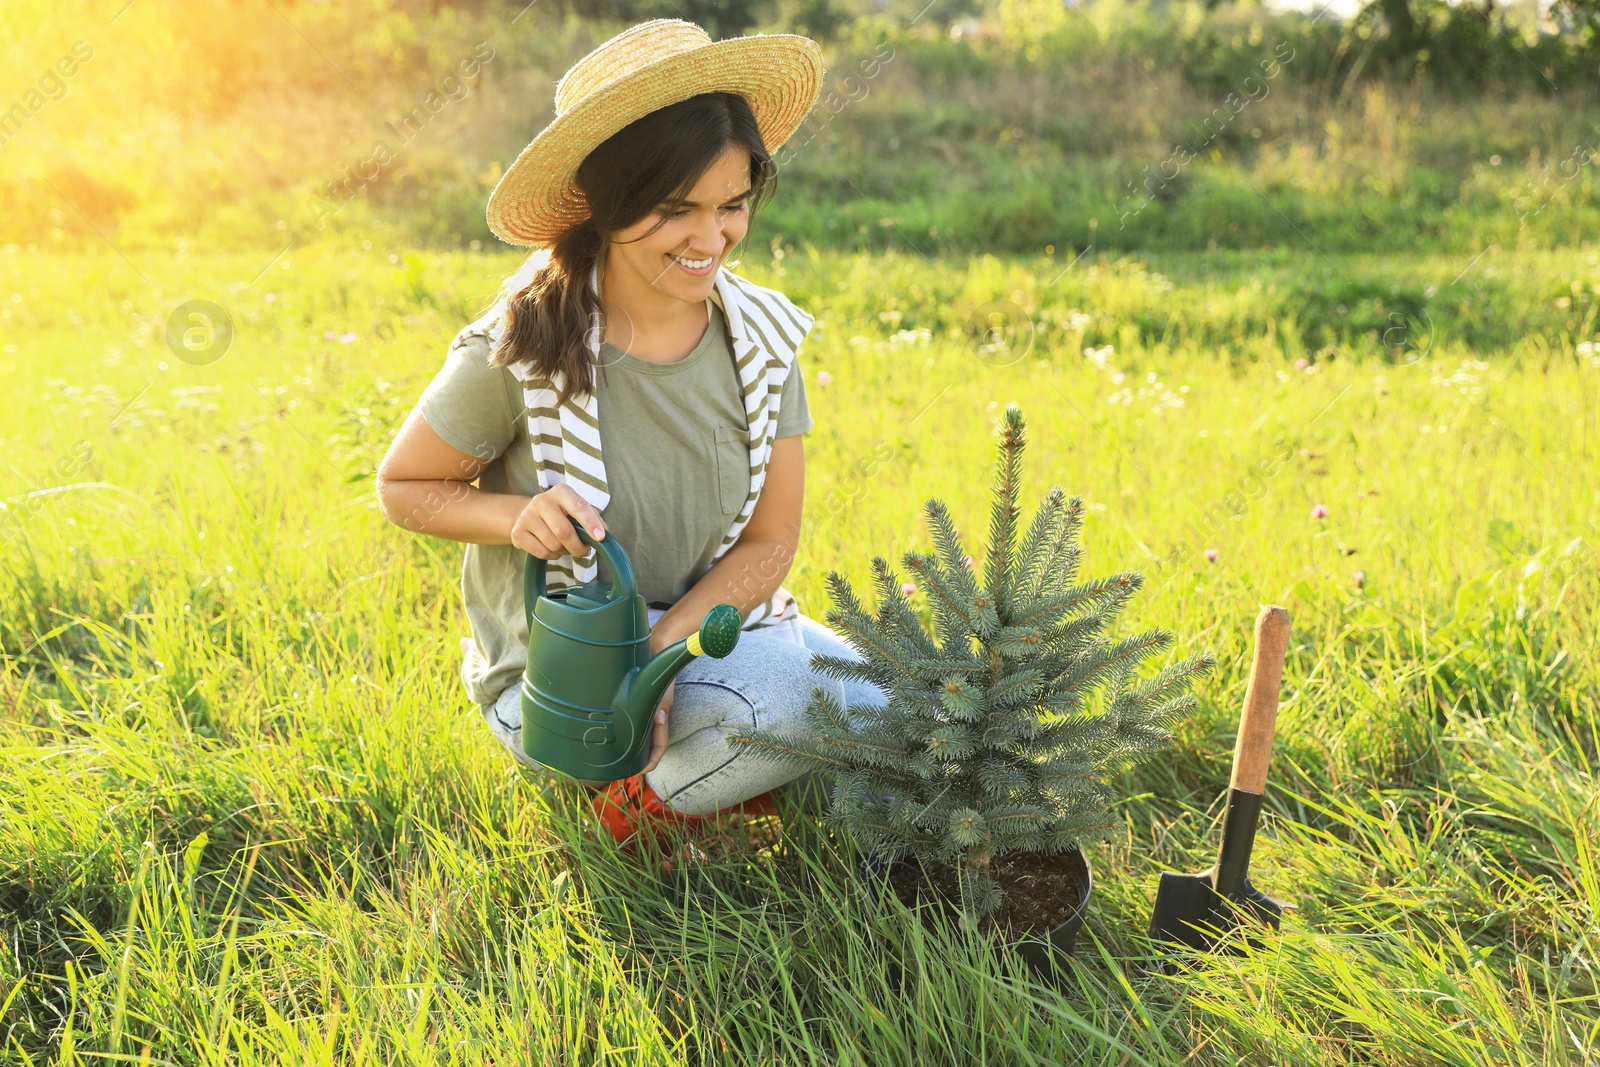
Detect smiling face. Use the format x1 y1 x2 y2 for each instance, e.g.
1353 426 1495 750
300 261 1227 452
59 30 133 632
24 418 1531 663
602 143 754 313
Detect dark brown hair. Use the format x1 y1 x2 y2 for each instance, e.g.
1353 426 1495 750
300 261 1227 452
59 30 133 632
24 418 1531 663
488 92 778 405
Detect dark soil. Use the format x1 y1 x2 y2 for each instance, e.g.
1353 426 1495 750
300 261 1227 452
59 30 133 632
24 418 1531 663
883 851 1082 941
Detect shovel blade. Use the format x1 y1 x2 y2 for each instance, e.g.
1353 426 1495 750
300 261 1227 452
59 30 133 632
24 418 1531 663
1148 868 1285 955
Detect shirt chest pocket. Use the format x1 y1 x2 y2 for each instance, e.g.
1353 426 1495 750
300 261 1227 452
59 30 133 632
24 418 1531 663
714 425 750 516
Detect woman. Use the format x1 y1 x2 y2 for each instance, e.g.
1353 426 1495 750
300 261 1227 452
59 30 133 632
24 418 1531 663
376 20 888 852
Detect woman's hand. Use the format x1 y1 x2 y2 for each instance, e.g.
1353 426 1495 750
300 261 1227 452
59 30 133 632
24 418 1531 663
641 626 682 774
510 483 607 560
643 679 674 773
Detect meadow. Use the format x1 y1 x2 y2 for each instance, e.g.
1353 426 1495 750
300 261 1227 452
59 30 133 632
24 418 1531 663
2 240 1597 1063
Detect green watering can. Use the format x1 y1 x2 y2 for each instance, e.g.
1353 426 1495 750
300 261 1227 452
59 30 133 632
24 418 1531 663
520 517 744 782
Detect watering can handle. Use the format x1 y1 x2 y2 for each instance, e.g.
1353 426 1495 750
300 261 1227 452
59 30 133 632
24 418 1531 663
524 516 638 629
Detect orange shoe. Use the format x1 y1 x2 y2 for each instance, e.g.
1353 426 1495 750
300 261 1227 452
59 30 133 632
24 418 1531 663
590 774 780 850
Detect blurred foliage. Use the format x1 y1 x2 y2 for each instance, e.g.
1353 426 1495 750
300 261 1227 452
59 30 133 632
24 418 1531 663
0 0 1596 253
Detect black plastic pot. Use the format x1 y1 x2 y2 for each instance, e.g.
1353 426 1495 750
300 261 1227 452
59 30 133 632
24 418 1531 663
859 844 1094 988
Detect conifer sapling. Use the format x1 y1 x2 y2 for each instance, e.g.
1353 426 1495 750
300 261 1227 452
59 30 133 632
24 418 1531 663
727 405 1216 923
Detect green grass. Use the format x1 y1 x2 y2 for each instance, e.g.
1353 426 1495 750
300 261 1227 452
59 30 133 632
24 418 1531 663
2 243 1598 1063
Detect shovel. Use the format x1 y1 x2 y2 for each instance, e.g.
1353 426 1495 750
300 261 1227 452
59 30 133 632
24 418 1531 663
1148 604 1291 957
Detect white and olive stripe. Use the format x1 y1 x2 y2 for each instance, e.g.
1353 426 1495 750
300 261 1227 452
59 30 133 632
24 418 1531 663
461 258 813 631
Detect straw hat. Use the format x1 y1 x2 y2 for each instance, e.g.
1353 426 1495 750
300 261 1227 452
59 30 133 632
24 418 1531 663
486 19 825 248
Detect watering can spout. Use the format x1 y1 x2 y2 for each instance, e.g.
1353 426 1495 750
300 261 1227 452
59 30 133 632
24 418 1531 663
617 604 746 726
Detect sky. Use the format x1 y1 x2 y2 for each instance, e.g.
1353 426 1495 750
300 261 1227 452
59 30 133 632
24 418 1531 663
1256 0 1551 27
1258 0 1367 18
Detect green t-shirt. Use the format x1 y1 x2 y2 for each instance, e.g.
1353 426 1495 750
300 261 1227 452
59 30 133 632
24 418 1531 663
417 298 813 707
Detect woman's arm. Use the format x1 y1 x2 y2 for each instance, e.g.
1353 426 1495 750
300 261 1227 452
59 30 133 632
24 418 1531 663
648 434 805 655
375 406 525 544
375 406 604 560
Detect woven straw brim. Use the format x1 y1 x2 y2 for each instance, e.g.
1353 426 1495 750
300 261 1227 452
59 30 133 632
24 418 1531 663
486 34 823 248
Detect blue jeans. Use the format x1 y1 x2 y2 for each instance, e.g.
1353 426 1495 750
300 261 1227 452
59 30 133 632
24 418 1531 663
481 612 891 817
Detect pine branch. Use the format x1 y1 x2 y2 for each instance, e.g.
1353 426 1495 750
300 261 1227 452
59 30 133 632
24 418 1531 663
724 731 858 772
922 724 981 761
1137 692 1201 736
805 682 862 733
898 551 971 653
1039 688 1085 716
813 726 939 777
935 673 983 722
887 793 957 836
922 501 1000 638
984 666 1044 709
906 647 984 675
1036 768 1100 793
1032 613 1124 685
972 757 1032 797
993 624 1046 659
845 700 935 732
1040 790 1119 823
981 709 1048 747
1010 486 1066 615
903 551 984 651
831 812 942 860
1051 627 1174 697
1028 494 1087 600
825 767 872 808
887 685 959 724
906 789 972 826
820 571 929 680
831 765 936 804
728 684 939 780
1035 716 1113 755
1023 574 1148 685
1043 818 1121 850
955 866 1003 919
807 651 902 691
868 556 943 661
947 807 988 849
1124 651 1218 715
983 806 1060 836
984 406 1026 618
1011 573 1137 630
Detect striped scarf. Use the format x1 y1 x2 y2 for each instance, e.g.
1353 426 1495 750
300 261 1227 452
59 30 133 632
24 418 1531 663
464 252 814 632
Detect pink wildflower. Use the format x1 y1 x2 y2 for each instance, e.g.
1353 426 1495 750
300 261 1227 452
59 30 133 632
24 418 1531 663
816 370 833 386
1353 570 1365 587
1311 503 1329 519
323 331 337 340
1204 548 1219 563
339 332 358 344
1294 358 1309 370
901 581 917 596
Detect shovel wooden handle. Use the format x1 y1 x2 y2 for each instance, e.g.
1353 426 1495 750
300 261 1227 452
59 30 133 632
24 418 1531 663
1229 605 1291 795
